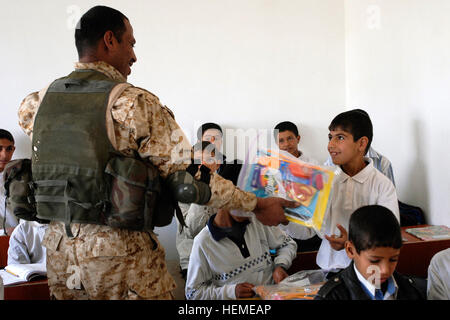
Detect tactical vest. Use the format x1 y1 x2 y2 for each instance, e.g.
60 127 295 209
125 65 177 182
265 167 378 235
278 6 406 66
31 69 122 236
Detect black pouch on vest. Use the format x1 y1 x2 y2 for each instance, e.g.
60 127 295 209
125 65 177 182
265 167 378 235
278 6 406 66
3 159 49 224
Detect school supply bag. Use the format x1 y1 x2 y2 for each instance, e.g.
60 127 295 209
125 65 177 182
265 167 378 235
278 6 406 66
234 149 335 235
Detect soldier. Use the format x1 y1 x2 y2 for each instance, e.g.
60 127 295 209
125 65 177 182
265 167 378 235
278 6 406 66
18 6 296 300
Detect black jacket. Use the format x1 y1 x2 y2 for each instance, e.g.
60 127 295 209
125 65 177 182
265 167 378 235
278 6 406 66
315 262 426 300
216 153 242 186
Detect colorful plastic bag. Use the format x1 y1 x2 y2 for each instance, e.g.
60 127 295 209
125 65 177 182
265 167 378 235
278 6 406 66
253 270 326 300
234 149 334 234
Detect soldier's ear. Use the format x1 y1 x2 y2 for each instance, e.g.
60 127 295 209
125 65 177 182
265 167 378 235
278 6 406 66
103 31 116 50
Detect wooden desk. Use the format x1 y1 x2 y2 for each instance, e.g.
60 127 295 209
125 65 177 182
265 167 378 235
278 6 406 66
4 279 50 300
1 235 50 300
0 235 10 268
397 225 450 278
287 225 450 278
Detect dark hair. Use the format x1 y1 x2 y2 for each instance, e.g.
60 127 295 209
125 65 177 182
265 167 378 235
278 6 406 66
0 129 14 144
328 109 373 153
352 108 369 117
196 123 223 141
274 121 299 140
349 205 402 254
75 6 129 58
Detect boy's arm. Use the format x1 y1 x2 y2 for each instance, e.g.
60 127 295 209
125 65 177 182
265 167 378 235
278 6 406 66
7 225 32 265
185 237 237 300
263 224 297 271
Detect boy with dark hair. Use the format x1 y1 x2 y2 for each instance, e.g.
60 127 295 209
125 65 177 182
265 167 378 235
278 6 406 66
0 129 19 234
324 108 396 186
316 205 425 300
197 122 242 185
273 121 317 164
316 110 399 275
274 121 321 251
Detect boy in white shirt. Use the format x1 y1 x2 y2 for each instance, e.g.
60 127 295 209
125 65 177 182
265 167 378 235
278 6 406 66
185 208 297 300
427 248 450 300
7 220 48 265
274 121 317 165
274 121 321 251
318 109 399 275
285 110 399 275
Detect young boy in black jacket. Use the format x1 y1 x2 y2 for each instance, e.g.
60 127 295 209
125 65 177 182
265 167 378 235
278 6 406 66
315 205 425 300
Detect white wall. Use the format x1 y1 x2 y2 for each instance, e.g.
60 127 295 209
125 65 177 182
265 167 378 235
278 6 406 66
0 0 345 260
345 0 450 226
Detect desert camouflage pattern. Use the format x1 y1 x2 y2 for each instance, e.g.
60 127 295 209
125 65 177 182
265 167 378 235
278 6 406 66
43 221 175 300
18 61 257 300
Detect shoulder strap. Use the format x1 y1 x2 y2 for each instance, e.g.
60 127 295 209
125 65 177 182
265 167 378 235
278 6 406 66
105 83 133 150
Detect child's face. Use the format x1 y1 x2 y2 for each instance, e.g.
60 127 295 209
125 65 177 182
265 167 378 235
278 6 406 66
346 242 400 287
202 129 223 151
0 138 15 172
194 149 219 172
327 128 366 166
277 130 300 157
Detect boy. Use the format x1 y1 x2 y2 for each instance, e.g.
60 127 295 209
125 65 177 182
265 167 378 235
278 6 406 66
317 110 400 275
274 121 322 251
324 109 396 187
197 122 242 185
176 141 221 279
0 129 19 234
427 248 450 300
315 205 425 300
185 208 297 300
7 220 48 265
274 121 317 164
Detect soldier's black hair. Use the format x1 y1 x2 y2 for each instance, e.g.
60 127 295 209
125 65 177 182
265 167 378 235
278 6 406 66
0 129 14 144
274 121 299 140
349 205 402 254
75 6 129 58
328 109 373 154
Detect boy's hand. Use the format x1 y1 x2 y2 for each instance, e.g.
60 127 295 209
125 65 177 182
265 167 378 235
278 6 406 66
235 282 255 298
272 266 289 284
253 197 300 226
324 224 348 251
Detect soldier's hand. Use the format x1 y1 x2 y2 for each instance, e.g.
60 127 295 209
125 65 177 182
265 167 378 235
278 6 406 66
253 197 300 226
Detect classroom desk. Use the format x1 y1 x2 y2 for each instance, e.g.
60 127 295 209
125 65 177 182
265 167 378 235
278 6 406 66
396 224 450 278
1 235 51 300
4 278 50 300
0 235 9 268
287 225 450 278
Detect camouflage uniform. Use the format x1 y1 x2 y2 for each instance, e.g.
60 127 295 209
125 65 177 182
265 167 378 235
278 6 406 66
18 61 257 300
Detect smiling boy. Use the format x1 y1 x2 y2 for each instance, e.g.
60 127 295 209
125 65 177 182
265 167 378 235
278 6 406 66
315 205 425 300
316 110 400 276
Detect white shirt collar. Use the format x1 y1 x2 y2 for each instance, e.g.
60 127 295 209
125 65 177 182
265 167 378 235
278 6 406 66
335 157 374 184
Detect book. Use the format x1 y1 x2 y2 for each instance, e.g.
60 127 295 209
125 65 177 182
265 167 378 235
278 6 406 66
0 263 46 286
405 225 450 241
